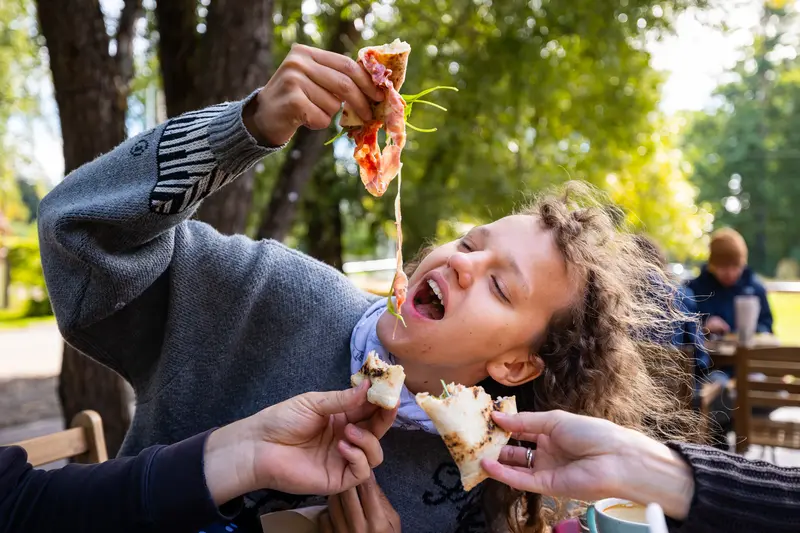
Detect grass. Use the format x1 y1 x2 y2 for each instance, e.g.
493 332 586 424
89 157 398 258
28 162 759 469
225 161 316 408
0 306 55 331
0 314 55 331
769 292 800 346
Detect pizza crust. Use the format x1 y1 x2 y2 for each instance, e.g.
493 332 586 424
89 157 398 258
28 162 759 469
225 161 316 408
416 383 517 491
340 39 411 127
350 351 406 409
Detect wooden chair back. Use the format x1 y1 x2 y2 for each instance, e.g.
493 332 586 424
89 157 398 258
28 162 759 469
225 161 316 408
11 410 108 467
734 346 800 454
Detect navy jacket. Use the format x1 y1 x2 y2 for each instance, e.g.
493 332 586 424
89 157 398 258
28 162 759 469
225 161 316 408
0 430 240 533
687 265 773 334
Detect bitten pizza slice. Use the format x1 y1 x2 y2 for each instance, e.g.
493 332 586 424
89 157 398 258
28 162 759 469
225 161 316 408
415 383 517 491
350 351 406 409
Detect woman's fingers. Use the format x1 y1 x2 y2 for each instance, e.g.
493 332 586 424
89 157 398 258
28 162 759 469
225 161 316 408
511 432 540 443
301 57 375 123
328 494 348 533
303 45 385 102
345 423 385 468
357 474 386 529
345 401 380 426
300 80 345 119
492 410 560 437
481 458 551 494
498 445 535 468
359 406 398 440
308 380 369 417
320 511 334 533
337 439 371 486
341 487 367 533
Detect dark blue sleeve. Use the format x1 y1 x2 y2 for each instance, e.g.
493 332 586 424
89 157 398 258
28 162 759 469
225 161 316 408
0 430 242 533
755 283 774 333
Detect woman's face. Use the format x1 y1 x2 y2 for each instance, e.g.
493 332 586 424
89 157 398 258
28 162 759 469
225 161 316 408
378 214 578 390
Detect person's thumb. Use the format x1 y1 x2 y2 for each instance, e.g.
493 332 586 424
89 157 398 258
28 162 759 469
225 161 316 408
307 380 369 416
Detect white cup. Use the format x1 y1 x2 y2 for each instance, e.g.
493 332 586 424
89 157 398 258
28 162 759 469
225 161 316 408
735 295 760 346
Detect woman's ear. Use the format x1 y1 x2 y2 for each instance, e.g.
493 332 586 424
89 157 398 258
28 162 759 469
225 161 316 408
486 352 544 387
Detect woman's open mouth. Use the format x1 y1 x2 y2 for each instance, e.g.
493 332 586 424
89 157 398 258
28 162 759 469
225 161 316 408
412 278 446 320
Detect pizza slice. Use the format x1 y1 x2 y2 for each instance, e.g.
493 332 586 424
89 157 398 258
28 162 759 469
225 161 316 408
340 39 411 323
350 351 406 409
340 39 410 197
415 383 517 491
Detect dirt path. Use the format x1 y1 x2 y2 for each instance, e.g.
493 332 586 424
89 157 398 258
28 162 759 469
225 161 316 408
0 322 63 430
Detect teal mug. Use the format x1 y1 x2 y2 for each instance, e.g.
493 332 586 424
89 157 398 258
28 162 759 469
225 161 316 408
586 498 649 533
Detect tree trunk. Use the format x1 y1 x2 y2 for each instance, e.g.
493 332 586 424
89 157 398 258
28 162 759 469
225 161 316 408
155 0 274 235
36 0 141 457
257 15 362 242
257 128 331 240
305 167 344 269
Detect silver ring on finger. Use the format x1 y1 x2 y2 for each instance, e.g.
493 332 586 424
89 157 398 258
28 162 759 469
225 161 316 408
526 447 534 469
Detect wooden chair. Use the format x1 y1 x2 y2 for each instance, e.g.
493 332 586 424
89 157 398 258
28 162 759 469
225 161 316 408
734 346 800 455
11 410 108 467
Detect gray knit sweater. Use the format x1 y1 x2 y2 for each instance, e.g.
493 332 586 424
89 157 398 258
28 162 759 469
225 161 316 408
38 94 485 532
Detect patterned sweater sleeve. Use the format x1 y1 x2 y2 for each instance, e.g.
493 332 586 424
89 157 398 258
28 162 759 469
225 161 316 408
37 91 282 384
666 442 800 532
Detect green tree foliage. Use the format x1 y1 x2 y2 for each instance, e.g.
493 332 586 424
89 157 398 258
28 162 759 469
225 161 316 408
682 3 800 274
5 0 713 271
0 0 41 230
272 0 711 264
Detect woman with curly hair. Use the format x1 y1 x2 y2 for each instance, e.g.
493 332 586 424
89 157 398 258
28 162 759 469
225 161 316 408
38 44 695 533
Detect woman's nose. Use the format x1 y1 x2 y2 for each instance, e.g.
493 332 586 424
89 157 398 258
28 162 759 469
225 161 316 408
448 252 485 289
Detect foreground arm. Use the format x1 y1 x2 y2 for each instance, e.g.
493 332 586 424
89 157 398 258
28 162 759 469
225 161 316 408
0 383 396 533
37 45 382 385
0 432 227 533
482 410 800 532
663 442 800 532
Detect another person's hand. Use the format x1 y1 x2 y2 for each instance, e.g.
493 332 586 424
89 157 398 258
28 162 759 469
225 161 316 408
481 410 694 521
320 473 401 533
705 315 731 335
244 44 384 146
204 380 397 504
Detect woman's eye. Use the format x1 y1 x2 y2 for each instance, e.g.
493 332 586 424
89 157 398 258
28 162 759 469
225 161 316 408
492 276 510 303
459 240 474 252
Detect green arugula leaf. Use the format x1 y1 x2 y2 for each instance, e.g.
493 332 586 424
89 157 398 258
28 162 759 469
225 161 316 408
401 86 459 102
324 127 352 146
401 86 458 134
386 274 407 328
406 121 437 133
439 379 451 399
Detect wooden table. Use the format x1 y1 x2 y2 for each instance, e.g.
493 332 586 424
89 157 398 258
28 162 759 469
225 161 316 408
705 333 781 367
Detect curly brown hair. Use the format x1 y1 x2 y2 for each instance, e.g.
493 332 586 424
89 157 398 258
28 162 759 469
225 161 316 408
406 181 699 532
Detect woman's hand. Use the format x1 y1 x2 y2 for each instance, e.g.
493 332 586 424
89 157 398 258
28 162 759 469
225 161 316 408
481 410 694 521
320 473 401 533
204 380 397 503
244 44 384 146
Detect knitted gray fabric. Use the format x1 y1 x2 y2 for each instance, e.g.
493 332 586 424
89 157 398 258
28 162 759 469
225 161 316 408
38 93 486 532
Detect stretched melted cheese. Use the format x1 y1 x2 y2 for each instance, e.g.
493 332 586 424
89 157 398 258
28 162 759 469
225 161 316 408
416 383 517 491
350 351 406 409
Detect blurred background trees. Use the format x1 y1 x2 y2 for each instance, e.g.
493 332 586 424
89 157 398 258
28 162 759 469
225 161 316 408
682 1 800 276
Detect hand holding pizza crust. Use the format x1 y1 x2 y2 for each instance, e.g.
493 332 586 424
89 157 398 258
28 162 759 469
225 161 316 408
480 409 693 521
243 44 385 147
204 380 396 502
